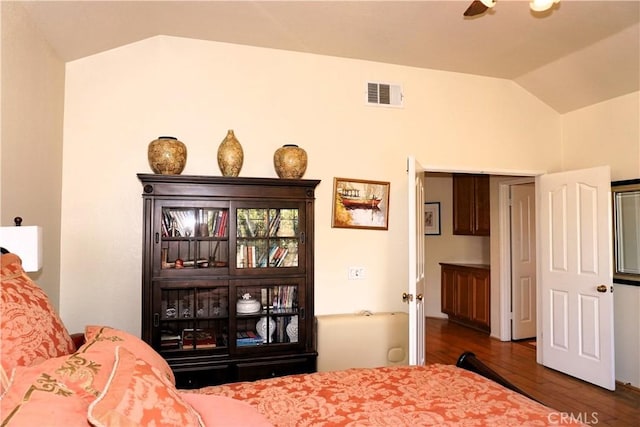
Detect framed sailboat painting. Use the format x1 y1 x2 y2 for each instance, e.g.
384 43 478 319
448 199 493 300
332 177 390 230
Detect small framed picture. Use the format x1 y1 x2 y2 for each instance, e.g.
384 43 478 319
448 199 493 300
424 202 441 235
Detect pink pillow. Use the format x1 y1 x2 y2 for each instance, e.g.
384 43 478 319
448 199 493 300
0 348 117 426
83 325 175 384
0 254 75 393
181 393 274 427
88 346 203 427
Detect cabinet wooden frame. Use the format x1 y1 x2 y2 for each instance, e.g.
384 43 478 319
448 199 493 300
138 174 320 388
452 174 490 236
440 263 490 333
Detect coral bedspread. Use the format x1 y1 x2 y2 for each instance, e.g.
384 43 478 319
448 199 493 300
191 363 583 426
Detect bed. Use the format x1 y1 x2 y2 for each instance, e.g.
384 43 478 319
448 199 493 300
185 358 583 426
1 251 585 426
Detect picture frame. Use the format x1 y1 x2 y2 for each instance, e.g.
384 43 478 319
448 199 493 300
424 202 441 235
332 177 390 230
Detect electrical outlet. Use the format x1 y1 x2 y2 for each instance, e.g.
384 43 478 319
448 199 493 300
348 267 365 280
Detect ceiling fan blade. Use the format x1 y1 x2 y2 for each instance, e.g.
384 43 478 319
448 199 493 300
464 0 489 17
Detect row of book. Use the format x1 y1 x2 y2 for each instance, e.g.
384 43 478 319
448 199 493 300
271 286 297 310
236 211 298 238
161 209 228 238
208 210 228 238
236 244 294 269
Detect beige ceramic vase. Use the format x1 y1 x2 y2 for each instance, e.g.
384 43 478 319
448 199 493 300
217 130 244 177
147 136 187 175
273 144 307 179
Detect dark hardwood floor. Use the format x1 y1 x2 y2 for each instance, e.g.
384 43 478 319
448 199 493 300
426 317 640 427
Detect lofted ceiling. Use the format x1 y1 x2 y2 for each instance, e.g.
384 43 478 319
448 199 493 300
16 0 640 113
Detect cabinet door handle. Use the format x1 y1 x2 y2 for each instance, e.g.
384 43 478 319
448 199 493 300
300 308 305 320
155 232 159 244
300 232 305 244
153 313 160 327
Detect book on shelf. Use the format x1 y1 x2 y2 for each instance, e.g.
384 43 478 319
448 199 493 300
271 285 297 310
268 246 289 267
160 332 181 349
236 331 263 346
268 213 281 236
208 210 227 238
182 328 216 348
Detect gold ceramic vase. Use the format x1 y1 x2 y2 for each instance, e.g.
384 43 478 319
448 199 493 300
147 136 187 175
273 144 307 179
217 130 244 177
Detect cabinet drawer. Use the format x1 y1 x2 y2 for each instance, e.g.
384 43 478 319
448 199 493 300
236 356 315 382
174 364 231 389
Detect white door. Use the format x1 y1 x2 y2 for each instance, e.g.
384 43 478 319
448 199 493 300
407 156 426 365
538 166 615 390
511 183 537 340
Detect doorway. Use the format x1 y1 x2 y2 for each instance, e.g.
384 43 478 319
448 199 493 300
421 165 616 390
423 171 539 343
508 181 537 341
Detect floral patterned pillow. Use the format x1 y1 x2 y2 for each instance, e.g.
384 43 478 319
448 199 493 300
88 346 203 427
0 254 75 393
1 344 202 427
0 346 116 425
83 325 175 384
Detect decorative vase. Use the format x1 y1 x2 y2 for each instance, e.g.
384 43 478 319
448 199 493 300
217 129 243 177
256 316 276 343
273 144 307 179
286 315 298 343
148 136 187 175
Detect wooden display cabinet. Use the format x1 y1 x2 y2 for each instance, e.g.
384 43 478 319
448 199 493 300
440 263 490 333
138 174 320 388
452 174 490 236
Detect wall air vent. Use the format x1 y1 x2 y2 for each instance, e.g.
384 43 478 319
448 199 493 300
366 82 403 107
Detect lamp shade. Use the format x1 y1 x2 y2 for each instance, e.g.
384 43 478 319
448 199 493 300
0 225 43 272
530 0 559 12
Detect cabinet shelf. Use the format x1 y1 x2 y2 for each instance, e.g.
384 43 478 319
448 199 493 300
139 174 319 388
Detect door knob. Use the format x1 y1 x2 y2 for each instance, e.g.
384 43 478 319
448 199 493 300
402 292 414 303
416 293 423 301
596 285 607 293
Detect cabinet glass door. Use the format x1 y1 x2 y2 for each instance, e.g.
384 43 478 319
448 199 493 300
233 281 303 349
235 207 302 271
155 283 229 354
156 205 229 275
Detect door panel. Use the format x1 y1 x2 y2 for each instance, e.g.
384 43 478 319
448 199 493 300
511 183 537 340
538 166 614 390
407 157 425 365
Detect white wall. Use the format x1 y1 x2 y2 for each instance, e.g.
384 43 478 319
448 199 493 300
0 2 65 308
60 35 561 335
